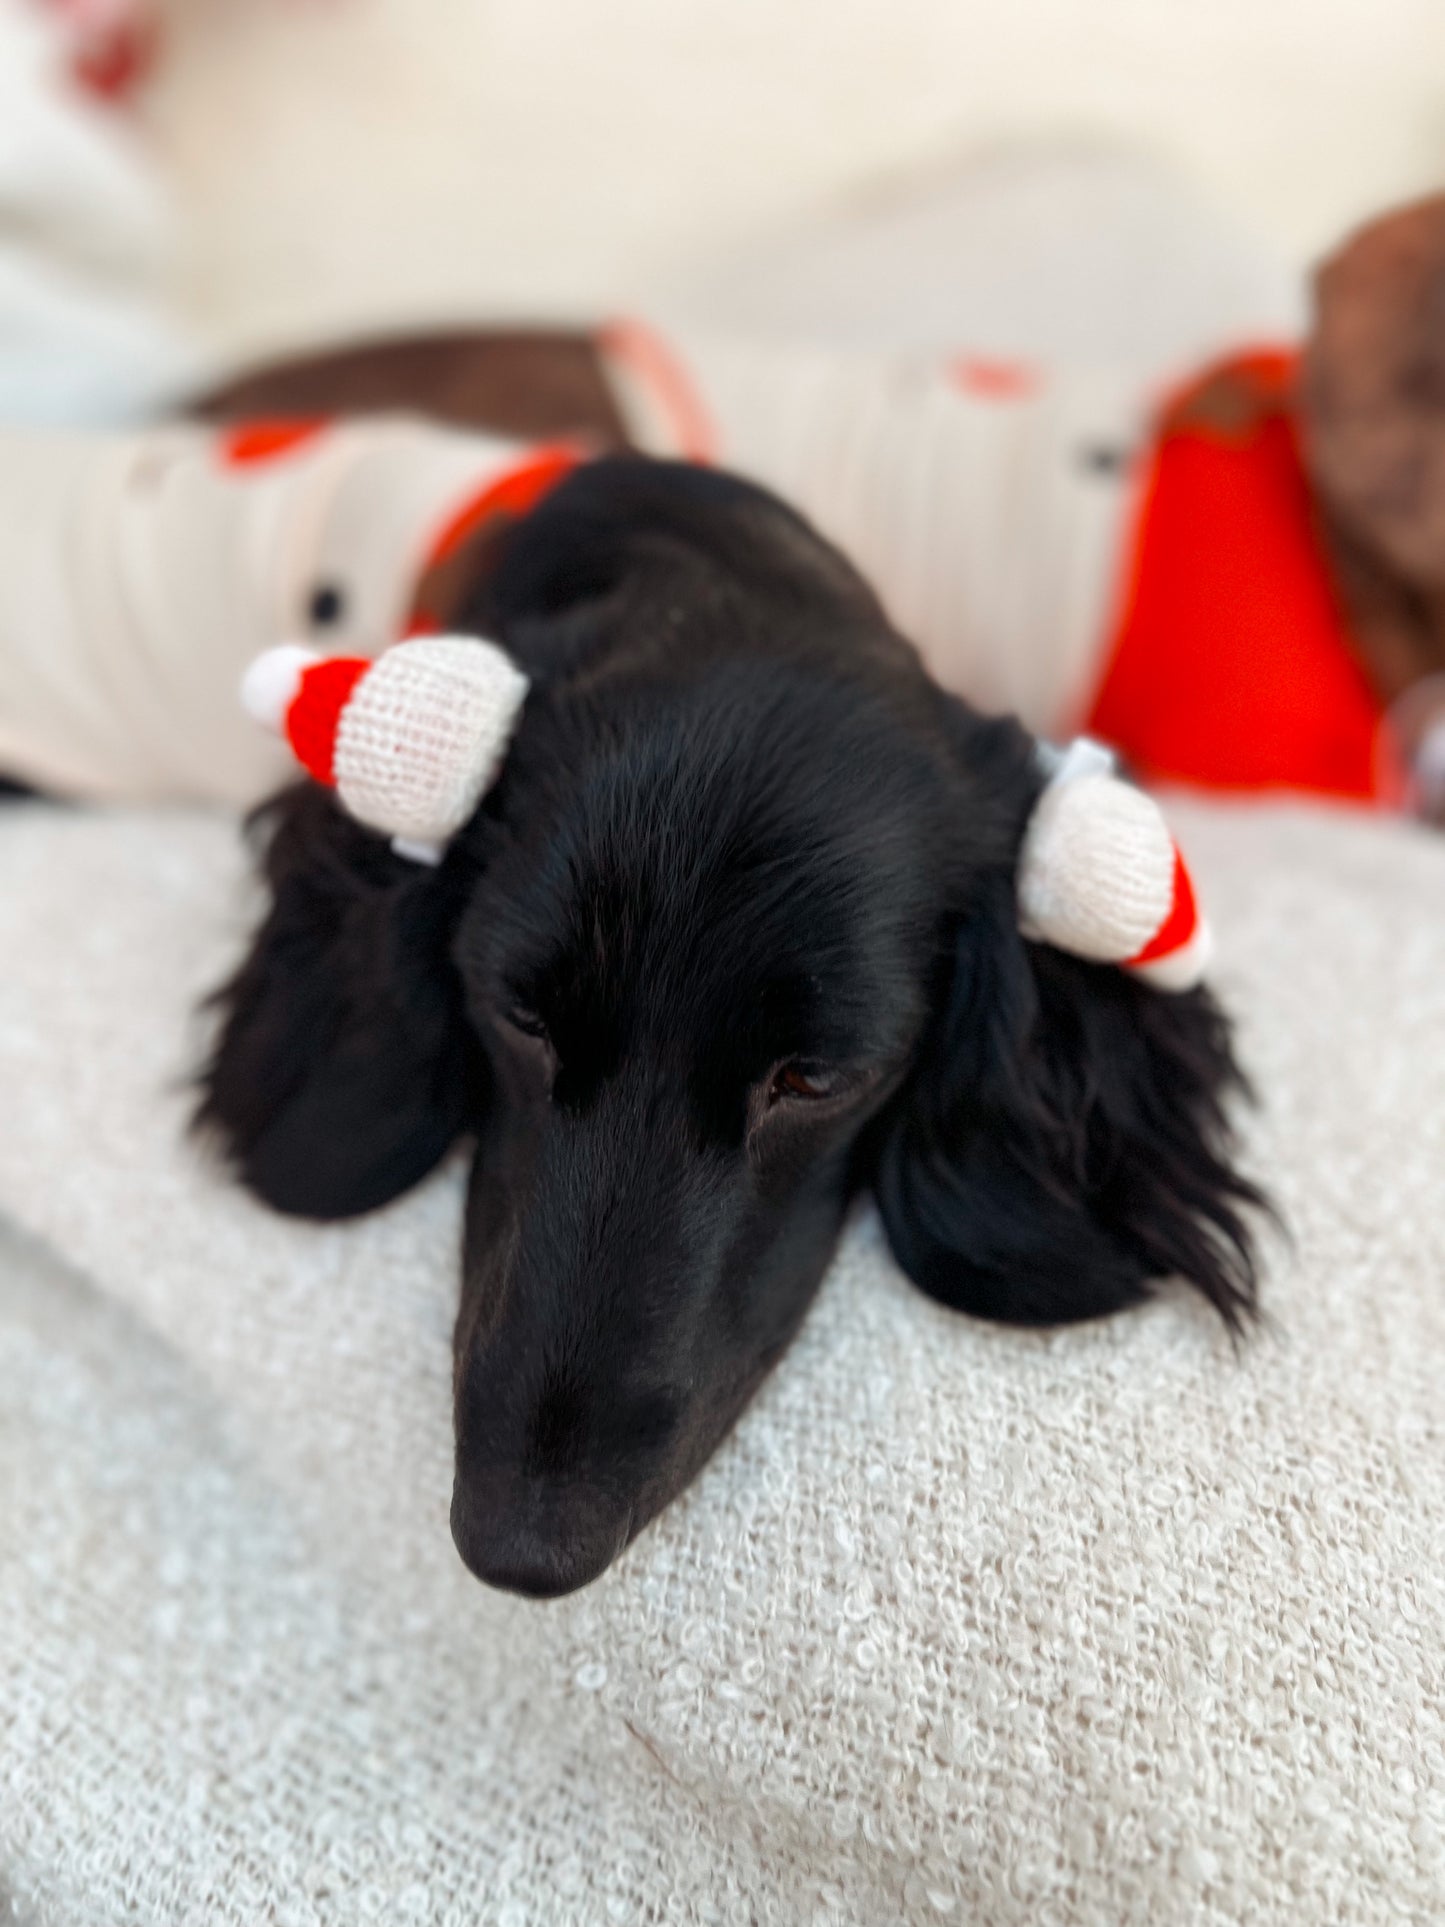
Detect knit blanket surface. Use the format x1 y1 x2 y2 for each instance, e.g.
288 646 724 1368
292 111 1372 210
0 797 1441 1926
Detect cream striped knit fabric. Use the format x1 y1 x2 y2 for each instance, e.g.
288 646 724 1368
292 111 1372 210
0 418 539 804
601 322 1149 736
0 353 1152 814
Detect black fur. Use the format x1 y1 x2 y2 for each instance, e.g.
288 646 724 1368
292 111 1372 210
197 457 1264 1597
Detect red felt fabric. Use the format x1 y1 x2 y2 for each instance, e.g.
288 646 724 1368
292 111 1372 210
286 657 369 787
1086 351 1390 802
221 420 331 469
425 447 582 569
1129 848 1198 966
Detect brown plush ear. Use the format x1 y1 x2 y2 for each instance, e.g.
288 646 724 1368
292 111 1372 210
1303 196 1445 594
196 331 631 448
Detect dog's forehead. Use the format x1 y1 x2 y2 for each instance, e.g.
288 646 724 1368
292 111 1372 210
468 668 949 1043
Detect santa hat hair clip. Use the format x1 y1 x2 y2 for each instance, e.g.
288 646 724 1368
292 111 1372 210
242 651 1208 991
1016 738 1211 991
241 635 529 864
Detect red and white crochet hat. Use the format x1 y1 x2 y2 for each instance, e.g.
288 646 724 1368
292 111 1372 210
241 635 529 864
1017 738 1211 990
242 646 1209 988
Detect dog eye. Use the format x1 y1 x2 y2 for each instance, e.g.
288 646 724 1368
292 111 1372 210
768 1062 843 1105
502 1005 550 1043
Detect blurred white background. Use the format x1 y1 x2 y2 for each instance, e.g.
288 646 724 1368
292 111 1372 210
142 0 1445 356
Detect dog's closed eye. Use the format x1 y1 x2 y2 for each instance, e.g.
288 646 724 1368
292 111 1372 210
489 1004 559 1095
503 1005 549 1043
767 1062 847 1105
749 1062 884 1142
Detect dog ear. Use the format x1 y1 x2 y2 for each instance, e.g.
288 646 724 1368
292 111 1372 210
196 783 481 1219
874 869 1262 1329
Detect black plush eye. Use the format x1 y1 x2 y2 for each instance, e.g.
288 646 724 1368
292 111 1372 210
768 1062 843 1105
308 582 347 628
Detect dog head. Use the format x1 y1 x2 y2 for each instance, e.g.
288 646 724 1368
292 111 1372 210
199 460 1259 1597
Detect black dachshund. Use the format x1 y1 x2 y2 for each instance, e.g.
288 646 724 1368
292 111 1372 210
199 457 1261 1598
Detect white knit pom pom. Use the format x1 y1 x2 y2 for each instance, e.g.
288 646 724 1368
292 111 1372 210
240 644 321 734
1131 920 1214 992
332 634 530 847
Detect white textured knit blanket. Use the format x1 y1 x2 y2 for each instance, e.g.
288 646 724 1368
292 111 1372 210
1 795 1442 1925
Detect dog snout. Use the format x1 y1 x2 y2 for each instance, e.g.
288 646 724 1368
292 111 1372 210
449 1472 632 1599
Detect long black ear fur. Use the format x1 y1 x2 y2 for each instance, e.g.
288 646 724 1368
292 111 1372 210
875 873 1263 1330
195 784 479 1219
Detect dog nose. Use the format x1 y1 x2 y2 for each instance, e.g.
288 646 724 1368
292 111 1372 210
449 1478 631 1598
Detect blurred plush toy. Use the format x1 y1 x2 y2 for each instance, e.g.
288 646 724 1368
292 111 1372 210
5 196 1445 822
0 415 579 802
197 195 1445 822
